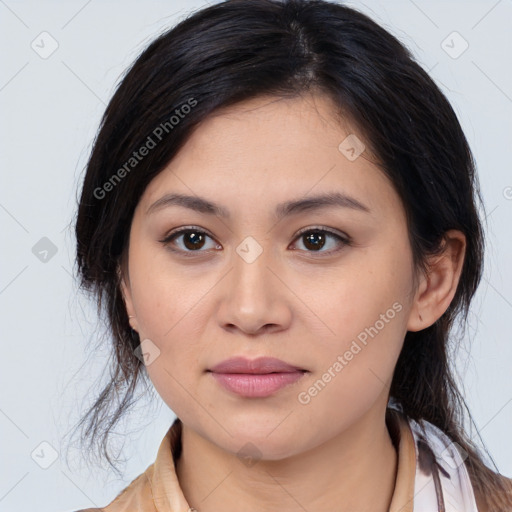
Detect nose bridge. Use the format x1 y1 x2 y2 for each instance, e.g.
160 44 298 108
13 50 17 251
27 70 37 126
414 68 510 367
231 235 274 304
216 235 290 333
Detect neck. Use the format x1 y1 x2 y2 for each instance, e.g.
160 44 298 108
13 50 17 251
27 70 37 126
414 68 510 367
176 405 398 512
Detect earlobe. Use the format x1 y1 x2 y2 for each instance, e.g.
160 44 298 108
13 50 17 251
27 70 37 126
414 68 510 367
406 272 428 332
406 230 466 332
117 264 137 329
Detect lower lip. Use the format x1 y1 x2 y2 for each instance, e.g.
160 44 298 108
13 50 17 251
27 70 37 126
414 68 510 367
210 371 305 398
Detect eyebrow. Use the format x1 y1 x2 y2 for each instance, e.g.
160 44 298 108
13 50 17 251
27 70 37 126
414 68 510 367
146 191 371 220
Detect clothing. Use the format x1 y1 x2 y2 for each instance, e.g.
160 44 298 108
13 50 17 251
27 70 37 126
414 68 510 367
74 408 490 511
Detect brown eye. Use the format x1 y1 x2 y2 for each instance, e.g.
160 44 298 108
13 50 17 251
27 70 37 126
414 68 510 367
291 228 350 255
181 231 207 250
302 231 327 251
160 227 220 254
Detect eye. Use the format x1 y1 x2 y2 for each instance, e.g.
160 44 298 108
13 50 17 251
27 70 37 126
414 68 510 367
159 226 351 257
290 227 351 255
159 226 220 255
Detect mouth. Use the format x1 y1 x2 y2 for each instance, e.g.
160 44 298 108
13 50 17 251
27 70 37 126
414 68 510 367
207 356 308 398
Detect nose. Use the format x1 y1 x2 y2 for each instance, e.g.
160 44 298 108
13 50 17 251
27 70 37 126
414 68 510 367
215 244 292 336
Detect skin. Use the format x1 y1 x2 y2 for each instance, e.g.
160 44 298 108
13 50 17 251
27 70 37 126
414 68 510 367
119 93 466 512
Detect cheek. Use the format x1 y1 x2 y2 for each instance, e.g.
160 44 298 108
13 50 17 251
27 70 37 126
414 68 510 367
296 285 408 439
138 300 206 419
320 242 412 341
128 239 201 338
127 247 215 413
305 242 413 396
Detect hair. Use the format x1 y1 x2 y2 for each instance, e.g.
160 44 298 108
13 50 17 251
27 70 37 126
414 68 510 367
71 0 510 508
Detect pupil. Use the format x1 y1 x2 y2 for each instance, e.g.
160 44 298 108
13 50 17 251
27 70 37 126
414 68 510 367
184 231 205 250
304 232 325 251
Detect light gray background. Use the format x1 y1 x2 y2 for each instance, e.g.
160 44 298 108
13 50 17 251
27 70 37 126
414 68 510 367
1 1 511 510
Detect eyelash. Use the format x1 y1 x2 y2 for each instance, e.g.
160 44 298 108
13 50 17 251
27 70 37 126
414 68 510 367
158 225 351 257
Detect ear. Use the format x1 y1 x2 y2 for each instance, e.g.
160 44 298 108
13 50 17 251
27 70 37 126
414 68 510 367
407 230 466 332
117 263 137 330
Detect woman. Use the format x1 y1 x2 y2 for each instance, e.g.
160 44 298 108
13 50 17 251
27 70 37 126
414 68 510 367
72 0 512 510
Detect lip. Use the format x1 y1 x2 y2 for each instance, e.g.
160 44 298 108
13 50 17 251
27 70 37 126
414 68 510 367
209 356 304 374
208 357 307 398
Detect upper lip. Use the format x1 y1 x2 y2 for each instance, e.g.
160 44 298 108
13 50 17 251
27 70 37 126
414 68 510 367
209 357 305 374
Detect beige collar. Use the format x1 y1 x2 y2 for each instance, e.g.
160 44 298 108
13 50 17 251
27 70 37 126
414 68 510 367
387 407 417 512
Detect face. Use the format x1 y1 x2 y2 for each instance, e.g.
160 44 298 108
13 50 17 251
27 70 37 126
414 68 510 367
120 93 418 459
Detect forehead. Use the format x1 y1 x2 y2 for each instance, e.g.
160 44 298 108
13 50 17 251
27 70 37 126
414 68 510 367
138 94 402 221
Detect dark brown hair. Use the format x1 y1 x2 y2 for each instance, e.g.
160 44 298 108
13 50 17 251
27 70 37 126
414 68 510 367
70 0 510 508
